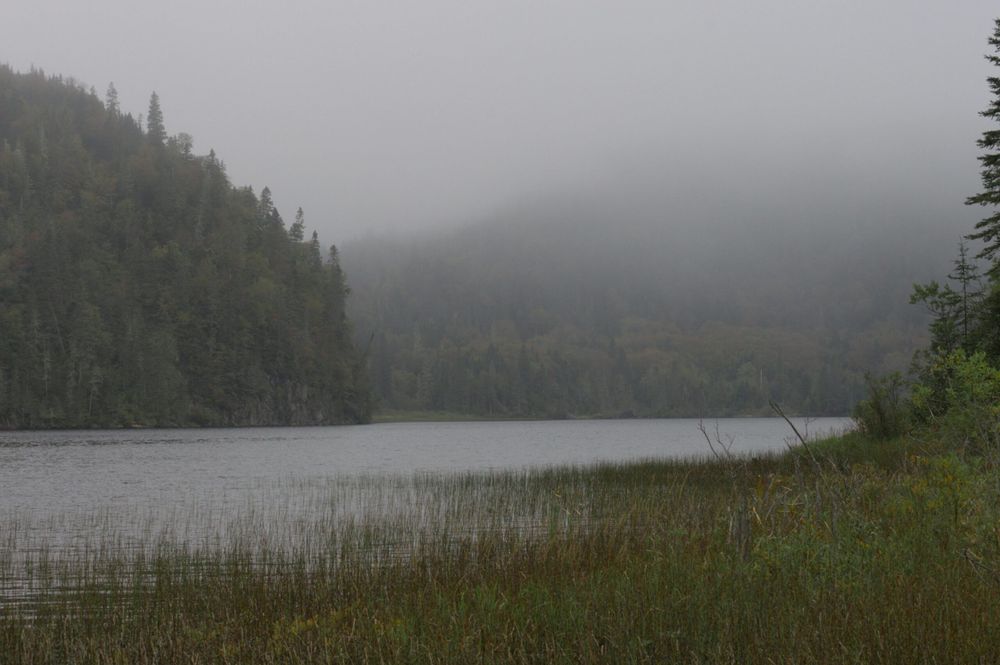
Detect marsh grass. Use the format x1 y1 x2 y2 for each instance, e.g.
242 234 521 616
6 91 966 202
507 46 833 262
3 431 1000 663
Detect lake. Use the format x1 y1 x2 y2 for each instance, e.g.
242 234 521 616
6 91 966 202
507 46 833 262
0 417 851 601
0 418 850 518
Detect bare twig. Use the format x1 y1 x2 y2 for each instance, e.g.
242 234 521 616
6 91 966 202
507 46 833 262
769 400 820 467
697 419 734 462
697 420 753 561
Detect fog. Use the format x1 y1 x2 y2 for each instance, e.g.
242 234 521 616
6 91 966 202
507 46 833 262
3 1 996 242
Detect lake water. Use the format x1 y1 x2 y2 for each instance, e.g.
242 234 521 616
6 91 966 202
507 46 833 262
0 418 849 519
0 418 851 602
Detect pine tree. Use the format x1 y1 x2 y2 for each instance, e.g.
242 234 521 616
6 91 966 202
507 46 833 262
309 230 322 267
259 186 274 220
146 91 166 146
967 19 1000 271
910 242 985 357
289 207 306 241
963 19 1000 361
105 82 119 115
949 241 982 349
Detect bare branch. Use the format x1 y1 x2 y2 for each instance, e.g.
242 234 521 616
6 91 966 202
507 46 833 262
769 400 819 466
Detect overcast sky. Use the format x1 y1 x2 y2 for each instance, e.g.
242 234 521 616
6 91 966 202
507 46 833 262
3 1 997 242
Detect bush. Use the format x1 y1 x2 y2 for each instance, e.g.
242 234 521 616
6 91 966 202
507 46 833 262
911 350 1000 452
853 372 907 440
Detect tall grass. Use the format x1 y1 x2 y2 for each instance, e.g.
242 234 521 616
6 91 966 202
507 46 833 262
3 432 1000 662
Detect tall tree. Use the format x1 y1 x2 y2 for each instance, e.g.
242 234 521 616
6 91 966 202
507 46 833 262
949 241 982 349
259 186 274 220
967 19 1000 271
289 207 306 241
105 82 119 115
146 91 166 146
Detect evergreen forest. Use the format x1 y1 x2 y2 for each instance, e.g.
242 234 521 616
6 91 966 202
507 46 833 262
0 62 975 427
0 66 372 428
344 178 961 419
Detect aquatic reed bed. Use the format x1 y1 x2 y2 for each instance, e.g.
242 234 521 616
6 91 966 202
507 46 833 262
3 433 1000 662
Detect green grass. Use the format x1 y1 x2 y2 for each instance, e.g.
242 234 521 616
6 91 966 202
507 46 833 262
3 431 1000 663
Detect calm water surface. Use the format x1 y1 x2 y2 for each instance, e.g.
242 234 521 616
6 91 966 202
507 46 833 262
0 418 849 518
0 418 851 602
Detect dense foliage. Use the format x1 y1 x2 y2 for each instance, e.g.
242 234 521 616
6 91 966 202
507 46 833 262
897 19 1000 442
856 19 1000 448
967 18 1000 267
345 200 947 419
0 66 372 427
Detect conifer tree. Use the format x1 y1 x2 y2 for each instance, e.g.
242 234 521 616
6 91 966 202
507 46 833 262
146 91 166 145
949 241 982 348
259 186 274 219
309 230 322 267
967 19 1000 270
290 207 306 241
105 82 119 115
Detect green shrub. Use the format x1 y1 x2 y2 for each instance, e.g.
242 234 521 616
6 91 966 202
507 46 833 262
853 372 907 440
911 350 1000 452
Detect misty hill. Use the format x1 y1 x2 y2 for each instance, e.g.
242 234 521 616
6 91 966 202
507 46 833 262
344 165 965 418
0 66 372 427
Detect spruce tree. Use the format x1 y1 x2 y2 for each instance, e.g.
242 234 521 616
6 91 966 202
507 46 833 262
146 91 166 146
967 19 1000 270
105 82 119 115
949 241 982 348
259 186 274 220
289 207 306 241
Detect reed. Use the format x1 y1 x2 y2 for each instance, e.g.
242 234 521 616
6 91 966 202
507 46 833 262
2 431 999 663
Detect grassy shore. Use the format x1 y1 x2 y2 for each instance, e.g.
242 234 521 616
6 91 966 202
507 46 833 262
3 430 1000 663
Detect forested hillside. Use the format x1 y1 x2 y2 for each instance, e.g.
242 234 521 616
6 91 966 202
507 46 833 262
345 175 961 418
0 66 372 427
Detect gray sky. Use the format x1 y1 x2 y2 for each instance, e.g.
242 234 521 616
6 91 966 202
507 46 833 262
3 1 997 243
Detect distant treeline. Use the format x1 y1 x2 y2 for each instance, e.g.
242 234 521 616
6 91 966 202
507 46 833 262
0 67 371 427
344 195 953 418
0 64 962 426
